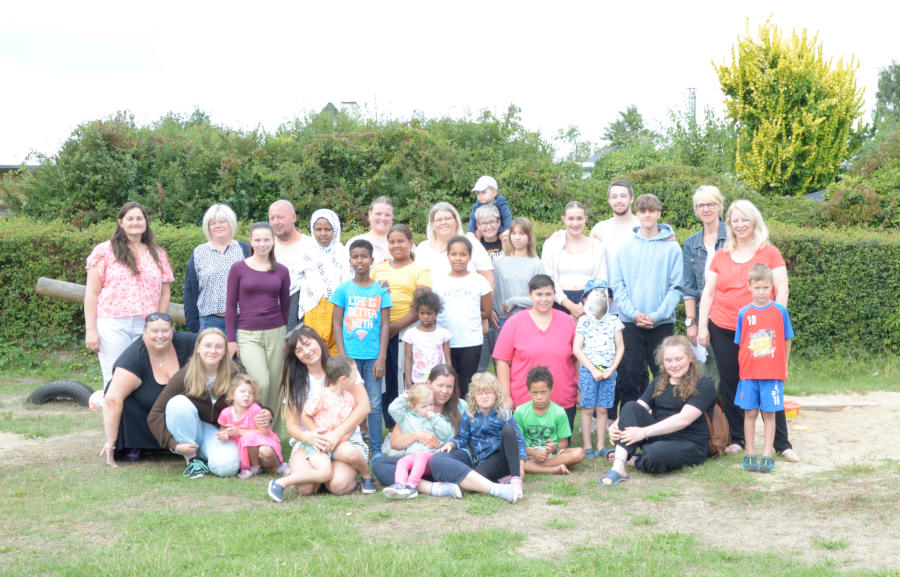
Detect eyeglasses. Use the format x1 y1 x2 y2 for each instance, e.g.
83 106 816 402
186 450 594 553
477 219 499 227
695 202 718 210
145 312 173 323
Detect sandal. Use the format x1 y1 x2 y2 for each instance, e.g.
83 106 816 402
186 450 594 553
599 447 616 460
584 449 599 460
599 469 629 487
742 455 758 472
758 456 775 473
238 466 260 480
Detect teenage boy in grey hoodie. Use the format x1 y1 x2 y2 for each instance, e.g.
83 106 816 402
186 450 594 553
611 194 683 413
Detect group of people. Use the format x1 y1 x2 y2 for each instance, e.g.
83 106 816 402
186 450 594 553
85 175 797 502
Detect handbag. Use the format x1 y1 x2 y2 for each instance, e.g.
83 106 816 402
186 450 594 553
704 396 731 457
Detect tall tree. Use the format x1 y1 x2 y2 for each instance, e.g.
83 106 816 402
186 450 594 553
603 106 654 146
716 19 865 195
873 61 900 129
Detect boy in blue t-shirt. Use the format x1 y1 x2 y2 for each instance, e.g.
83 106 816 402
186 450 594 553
331 239 393 460
513 366 586 475
734 263 793 474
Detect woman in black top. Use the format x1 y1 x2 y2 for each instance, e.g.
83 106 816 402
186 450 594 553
99 313 195 466
601 335 716 485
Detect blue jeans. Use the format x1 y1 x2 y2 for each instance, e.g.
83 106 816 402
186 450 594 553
165 395 240 477
354 358 383 457
199 315 226 332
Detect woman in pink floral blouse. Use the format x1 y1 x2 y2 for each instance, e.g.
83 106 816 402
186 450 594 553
85 202 174 387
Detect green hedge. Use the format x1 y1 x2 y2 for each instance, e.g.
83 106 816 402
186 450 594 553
2 217 899 354
0 218 204 348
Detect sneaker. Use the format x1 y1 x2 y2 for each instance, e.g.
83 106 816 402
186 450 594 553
267 479 285 503
275 462 290 477
405 485 418 500
758 456 775 473
490 482 520 504
182 457 210 479
742 455 758 472
383 483 411 500
361 477 377 494
780 448 800 462
509 476 523 500
724 443 743 455
584 449 598 460
431 482 463 499
497 475 512 484
121 448 142 462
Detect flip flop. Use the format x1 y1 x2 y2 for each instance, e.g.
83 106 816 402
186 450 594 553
599 469 629 487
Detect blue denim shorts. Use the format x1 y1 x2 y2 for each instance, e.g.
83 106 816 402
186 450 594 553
578 366 616 409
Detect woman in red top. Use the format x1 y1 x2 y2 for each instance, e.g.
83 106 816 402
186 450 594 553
697 200 797 461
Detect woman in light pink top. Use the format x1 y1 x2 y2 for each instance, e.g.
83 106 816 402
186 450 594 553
84 202 173 387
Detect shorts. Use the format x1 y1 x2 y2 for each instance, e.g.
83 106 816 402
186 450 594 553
525 447 570 462
578 366 616 409
735 379 784 412
289 434 369 460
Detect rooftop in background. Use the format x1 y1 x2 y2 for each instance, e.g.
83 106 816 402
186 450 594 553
0 164 39 175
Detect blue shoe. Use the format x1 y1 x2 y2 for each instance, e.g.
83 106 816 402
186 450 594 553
758 456 775 473
743 455 759 472
584 449 599 460
405 485 418 500
267 479 285 503
361 477 377 494
182 457 210 479
599 469 629 487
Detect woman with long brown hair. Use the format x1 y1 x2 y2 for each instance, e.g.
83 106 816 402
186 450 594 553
85 201 174 387
600 335 716 485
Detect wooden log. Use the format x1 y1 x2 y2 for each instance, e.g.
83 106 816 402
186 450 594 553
35 277 186 323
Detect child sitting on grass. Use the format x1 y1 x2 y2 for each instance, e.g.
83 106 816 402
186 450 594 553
514 366 586 474
382 384 455 500
440 372 527 503
735 264 794 473
216 374 286 479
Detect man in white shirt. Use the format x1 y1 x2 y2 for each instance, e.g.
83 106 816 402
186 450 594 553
268 199 316 330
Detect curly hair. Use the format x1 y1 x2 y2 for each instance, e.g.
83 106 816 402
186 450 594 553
651 335 703 402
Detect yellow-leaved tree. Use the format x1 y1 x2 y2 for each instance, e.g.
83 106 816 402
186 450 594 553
715 19 865 196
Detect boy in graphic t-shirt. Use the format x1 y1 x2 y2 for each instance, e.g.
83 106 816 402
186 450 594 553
331 239 393 460
734 263 793 474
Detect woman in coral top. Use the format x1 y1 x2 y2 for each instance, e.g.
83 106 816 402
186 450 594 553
84 202 174 387
697 200 797 462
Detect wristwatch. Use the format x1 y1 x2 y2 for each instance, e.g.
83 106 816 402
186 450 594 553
685 318 695 327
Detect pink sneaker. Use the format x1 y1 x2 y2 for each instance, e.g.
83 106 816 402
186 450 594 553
509 476 523 500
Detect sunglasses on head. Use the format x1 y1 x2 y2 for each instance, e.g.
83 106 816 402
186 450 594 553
145 312 173 324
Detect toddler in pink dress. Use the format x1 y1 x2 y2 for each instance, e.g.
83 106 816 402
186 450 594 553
217 375 286 479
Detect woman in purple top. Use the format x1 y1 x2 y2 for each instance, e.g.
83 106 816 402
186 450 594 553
226 222 290 432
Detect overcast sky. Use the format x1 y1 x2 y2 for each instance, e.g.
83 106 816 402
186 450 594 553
1 1 897 164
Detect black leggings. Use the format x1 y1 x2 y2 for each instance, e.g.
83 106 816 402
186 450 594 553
708 321 791 452
383 334 400 429
617 401 707 474
451 345 482 399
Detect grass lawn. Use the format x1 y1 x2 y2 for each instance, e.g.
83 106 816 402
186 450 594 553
1 348 899 576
